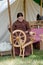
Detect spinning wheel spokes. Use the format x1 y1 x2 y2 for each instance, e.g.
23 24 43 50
15 41 18 44
19 33 25 41
19 32 21 36
15 32 18 36
13 39 16 41
13 36 16 39
20 35 24 39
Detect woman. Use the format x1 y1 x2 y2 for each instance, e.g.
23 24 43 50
8 12 31 56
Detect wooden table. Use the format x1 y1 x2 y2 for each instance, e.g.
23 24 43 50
31 28 43 50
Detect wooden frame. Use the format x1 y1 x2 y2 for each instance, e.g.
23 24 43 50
0 51 12 56
29 20 43 28
40 0 43 15
7 0 14 57
22 41 33 59
24 0 26 19
10 30 34 59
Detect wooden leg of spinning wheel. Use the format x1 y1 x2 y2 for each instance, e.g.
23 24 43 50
19 47 22 56
13 47 15 58
22 48 25 59
31 44 33 54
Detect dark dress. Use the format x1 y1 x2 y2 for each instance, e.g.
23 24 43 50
8 20 31 56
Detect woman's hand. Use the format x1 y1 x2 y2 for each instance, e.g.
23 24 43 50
29 31 36 35
25 31 28 33
8 24 11 32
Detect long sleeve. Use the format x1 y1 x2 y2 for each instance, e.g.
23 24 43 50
8 21 17 32
26 21 31 32
12 22 17 31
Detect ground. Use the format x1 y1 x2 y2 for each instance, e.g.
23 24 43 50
0 49 43 65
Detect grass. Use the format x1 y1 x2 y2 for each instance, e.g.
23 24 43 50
0 49 43 65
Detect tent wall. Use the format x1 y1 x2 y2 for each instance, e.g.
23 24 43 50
26 0 43 21
0 0 24 42
0 0 43 42
26 0 40 21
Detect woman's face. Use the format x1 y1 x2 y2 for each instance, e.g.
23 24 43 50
17 16 24 22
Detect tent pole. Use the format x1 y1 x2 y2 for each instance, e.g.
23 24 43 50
40 0 42 15
7 0 15 57
24 0 26 19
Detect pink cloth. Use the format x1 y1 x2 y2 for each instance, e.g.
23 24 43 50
31 28 43 42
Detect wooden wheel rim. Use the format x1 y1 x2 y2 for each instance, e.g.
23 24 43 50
13 30 26 45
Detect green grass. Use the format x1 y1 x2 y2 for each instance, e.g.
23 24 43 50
0 49 43 65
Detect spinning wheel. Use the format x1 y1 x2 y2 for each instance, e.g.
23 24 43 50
10 30 34 58
10 30 26 57
13 30 26 46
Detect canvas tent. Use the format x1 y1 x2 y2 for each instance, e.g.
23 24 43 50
0 0 43 42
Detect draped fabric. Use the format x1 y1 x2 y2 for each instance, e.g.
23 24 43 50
0 0 43 42
26 0 43 21
0 0 24 42
0 0 16 13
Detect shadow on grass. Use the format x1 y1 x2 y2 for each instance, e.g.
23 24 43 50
0 49 43 62
0 55 13 62
24 49 43 61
